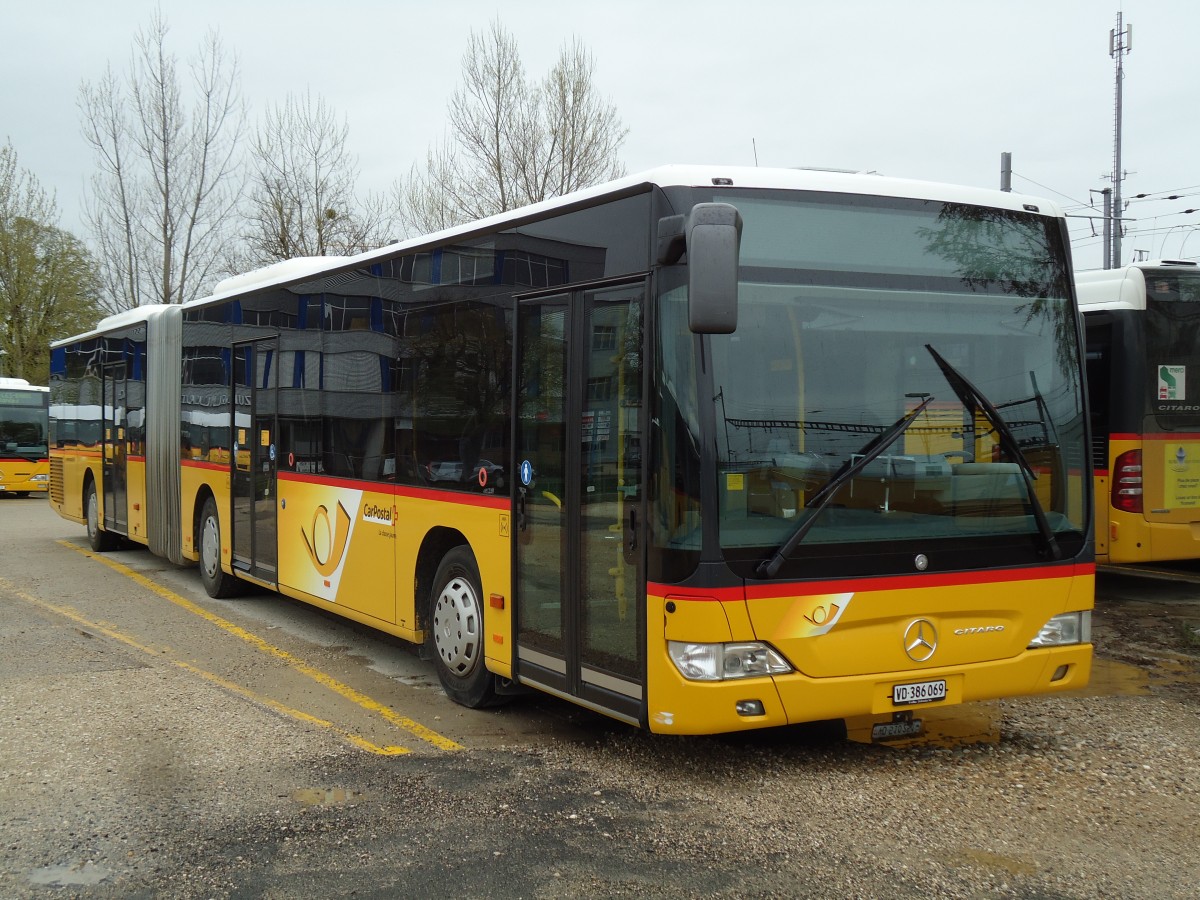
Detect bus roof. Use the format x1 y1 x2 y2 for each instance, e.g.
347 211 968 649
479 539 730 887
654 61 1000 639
0 376 48 392
50 301 179 349
58 164 1067 340
1076 259 1200 311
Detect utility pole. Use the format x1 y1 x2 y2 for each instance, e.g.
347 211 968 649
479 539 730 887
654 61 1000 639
1109 12 1131 268
1000 152 1012 192
1102 187 1113 269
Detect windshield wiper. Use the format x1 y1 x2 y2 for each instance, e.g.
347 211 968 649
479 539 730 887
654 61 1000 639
756 395 934 579
924 343 1061 561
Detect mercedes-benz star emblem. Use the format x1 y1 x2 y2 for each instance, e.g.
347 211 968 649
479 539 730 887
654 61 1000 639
903 618 938 663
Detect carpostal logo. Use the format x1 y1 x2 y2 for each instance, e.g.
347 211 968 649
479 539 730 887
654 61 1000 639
362 502 396 526
300 501 352 579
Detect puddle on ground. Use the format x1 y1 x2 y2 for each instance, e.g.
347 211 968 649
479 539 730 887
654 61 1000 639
846 701 1003 748
291 787 361 807
948 848 1037 877
847 651 1196 750
28 862 111 887
1071 653 1200 697
1067 657 1150 697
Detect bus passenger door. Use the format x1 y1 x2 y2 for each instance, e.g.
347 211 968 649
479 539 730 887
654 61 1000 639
102 356 128 535
514 282 646 726
231 337 278 584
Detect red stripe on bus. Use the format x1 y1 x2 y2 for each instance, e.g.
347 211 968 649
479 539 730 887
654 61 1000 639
652 562 1092 602
182 459 227 472
1110 432 1200 442
1141 432 1200 441
278 471 509 511
744 562 1091 598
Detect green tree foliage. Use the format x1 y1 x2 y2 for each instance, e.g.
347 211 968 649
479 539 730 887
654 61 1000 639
0 142 102 384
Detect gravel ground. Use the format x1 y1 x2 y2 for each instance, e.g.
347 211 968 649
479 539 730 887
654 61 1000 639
1 567 1198 898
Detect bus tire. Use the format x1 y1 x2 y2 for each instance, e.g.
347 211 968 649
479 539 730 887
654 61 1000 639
428 546 497 708
198 496 242 598
85 481 119 552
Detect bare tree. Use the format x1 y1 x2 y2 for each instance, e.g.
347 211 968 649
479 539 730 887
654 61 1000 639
395 21 627 236
241 90 394 267
0 142 101 382
78 10 245 310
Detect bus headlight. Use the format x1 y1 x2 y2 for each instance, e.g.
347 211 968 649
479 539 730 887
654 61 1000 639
668 641 793 681
1028 611 1091 648
31 474 49 482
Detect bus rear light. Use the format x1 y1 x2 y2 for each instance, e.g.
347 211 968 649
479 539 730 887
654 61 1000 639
1111 449 1143 513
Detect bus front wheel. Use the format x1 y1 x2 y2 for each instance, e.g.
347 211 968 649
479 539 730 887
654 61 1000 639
198 497 242 598
85 481 118 552
428 547 497 708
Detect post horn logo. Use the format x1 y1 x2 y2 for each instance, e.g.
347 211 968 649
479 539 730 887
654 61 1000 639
903 618 938 663
300 501 352 578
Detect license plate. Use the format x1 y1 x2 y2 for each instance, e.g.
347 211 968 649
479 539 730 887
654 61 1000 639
892 679 946 705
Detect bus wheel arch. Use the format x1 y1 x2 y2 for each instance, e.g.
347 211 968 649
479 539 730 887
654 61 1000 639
421 535 497 708
83 473 118 552
195 491 242 598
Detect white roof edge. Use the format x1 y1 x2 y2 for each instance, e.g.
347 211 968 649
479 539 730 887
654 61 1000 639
50 303 177 349
53 165 1068 336
180 164 1065 310
212 256 352 296
0 376 48 391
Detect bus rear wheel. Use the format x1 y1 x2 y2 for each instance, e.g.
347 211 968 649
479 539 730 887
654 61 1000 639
85 481 118 552
428 546 497 708
198 496 242 598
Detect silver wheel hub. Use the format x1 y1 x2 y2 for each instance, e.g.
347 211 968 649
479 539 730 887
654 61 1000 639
201 516 220 577
433 576 481 677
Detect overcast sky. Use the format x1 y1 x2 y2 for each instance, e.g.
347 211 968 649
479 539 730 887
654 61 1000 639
3 0 1196 272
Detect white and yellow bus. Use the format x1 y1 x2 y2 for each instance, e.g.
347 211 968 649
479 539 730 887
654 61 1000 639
50 166 1093 737
0 376 50 497
1078 259 1200 563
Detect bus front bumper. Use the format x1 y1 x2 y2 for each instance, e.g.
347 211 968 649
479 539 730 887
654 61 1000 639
646 644 1092 735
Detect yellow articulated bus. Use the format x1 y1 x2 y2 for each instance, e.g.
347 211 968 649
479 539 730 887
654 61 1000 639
49 166 1093 738
1078 259 1200 564
0 376 50 497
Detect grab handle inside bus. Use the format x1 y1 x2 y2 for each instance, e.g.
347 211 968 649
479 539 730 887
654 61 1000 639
657 202 743 334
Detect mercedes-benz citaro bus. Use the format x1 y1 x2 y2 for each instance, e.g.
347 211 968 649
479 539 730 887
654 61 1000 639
0 376 50 497
49 166 1093 738
1078 259 1200 564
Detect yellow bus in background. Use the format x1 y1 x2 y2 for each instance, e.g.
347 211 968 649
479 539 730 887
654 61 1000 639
0 376 50 497
1078 259 1200 563
49 166 1093 738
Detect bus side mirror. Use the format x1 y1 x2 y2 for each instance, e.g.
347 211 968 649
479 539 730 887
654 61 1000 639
657 203 743 334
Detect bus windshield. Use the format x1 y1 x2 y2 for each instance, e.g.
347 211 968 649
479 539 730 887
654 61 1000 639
1144 269 1200 430
654 191 1088 578
0 389 49 459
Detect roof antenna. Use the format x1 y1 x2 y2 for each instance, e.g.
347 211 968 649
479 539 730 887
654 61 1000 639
752 139 759 166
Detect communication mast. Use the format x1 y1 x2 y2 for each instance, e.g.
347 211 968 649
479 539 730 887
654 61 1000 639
1108 12 1131 268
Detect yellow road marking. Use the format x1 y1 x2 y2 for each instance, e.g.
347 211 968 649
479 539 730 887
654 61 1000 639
0 574 409 755
49 542 464 752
